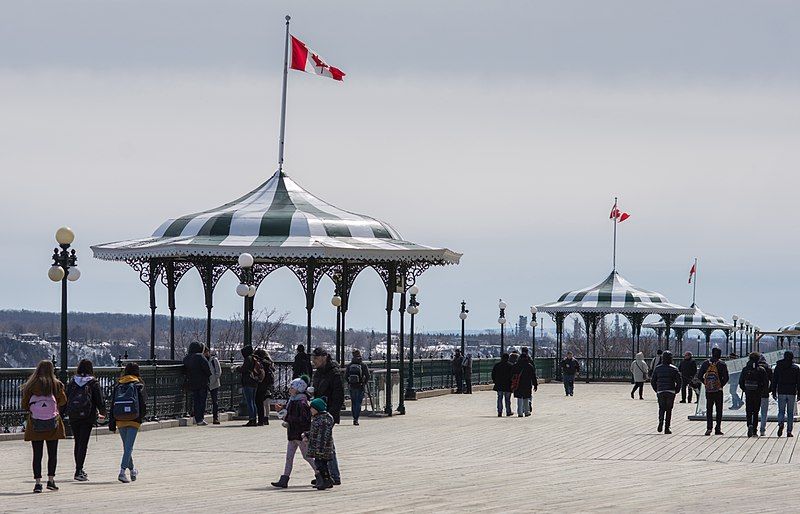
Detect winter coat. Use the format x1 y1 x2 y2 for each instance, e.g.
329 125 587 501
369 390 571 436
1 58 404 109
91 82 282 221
239 355 260 389
256 358 275 397
678 358 698 379
306 412 335 460
650 363 681 394
630 353 649 383
183 342 211 391
696 358 730 388
312 359 345 424
108 375 147 431
344 358 370 390
65 375 107 421
292 351 313 379
451 355 463 375
770 358 800 396
759 361 773 398
511 356 538 399
284 396 312 441
22 382 68 442
561 358 579 376
208 355 222 391
739 361 769 396
462 354 473 376
492 360 514 392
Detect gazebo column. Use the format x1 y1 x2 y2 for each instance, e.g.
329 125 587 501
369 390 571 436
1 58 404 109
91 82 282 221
662 314 676 352
197 260 227 350
657 328 663 350
554 313 564 380
580 314 597 383
397 289 406 415
675 328 684 355
725 329 730 354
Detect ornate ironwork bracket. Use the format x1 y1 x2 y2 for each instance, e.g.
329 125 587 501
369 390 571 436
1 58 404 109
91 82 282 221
287 260 328 310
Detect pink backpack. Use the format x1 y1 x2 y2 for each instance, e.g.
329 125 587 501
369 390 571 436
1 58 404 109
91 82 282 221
29 394 59 432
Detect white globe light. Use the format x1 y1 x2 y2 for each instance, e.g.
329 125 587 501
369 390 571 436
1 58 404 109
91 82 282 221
247 285 257 297
55 226 75 246
407 305 419 315
67 267 81 282
236 283 249 297
498 300 507 310
530 306 537 314
331 295 342 307
237 252 254 268
498 317 506 325
732 314 739 321
408 285 420 296
530 320 537 328
459 312 467 321
48 265 65 282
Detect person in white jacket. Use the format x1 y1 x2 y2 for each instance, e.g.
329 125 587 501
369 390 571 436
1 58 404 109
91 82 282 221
631 352 649 400
204 347 223 424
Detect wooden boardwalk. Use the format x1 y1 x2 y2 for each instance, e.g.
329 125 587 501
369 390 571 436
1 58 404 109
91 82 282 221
1 383 798 512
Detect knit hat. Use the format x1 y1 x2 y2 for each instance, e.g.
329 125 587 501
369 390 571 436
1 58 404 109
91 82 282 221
310 397 327 412
289 378 308 394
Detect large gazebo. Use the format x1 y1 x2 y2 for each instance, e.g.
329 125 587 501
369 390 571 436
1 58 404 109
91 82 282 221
92 168 461 414
643 303 732 356
537 270 692 380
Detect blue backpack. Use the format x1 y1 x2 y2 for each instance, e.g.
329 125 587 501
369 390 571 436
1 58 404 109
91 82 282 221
113 383 139 421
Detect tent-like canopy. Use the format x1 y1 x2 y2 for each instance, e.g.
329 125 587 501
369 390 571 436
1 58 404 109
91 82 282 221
778 322 800 335
643 303 732 355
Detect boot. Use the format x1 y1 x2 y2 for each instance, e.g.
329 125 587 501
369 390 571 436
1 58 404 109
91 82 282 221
271 475 289 489
316 468 333 490
778 424 784 437
657 421 663 433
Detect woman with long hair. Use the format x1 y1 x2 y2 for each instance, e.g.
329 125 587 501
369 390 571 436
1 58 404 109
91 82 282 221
108 362 147 483
65 358 106 481
21 360 68 493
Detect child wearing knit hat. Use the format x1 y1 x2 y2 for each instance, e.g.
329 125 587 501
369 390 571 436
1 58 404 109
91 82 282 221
270 377 316 489
305 397 335 490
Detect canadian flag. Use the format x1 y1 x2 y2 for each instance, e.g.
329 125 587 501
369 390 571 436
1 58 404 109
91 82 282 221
290 35 346 81
688 262 696 284
609 202 630 223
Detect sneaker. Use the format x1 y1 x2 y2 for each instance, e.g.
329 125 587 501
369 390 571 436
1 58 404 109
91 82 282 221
778 425 784 437
664 428 672 434
33 483 43 493
333 478 341 486
354 420 360 425
506 412 513 417
196 420 208 426
74 471 88 482
788 432 794 438
46 480 58 491
118 470 130 483
524 412 531 417
679 400 686 403
243 420 257 427
760 430 766 436
715 430 724 436
497 413 502 418
705 429 712 436
130 468 138 481
212 419 220 425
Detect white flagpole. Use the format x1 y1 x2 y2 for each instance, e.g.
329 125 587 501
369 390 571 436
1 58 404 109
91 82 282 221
612 196 618 271
277 15 291 172
692 257 698 305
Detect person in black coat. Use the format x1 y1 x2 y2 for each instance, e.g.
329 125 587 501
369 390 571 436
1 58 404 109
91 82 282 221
254 348 275 426
739 352 769 437
492 353 514 417
183 341 211 425
511 354 538 418
770 350 800 437
650 351 681 434
311 347 345 485
452 350 464 393
696 347 729 435
292 345 313 379
65 359 106 481
678 352 698 403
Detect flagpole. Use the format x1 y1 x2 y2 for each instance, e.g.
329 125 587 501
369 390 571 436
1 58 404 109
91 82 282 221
612 196 618 271
692 257 698 305
277 15 291 173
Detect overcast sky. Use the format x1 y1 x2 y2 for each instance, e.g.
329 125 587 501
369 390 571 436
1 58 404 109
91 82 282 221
1 1 799 336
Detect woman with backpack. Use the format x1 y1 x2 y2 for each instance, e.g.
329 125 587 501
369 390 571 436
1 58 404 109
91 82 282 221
346 349 370 426
21 360 68 493
65 359 106 481
254 348 275 426
108 362 147 483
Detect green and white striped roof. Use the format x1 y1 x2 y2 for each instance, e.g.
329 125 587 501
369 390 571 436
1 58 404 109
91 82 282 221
643 304 732 330
92 170 461 263
778 322 800 335
537 271 692 314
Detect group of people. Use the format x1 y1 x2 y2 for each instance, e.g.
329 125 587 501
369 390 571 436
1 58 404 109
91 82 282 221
451 350 474 394
490 347 538 417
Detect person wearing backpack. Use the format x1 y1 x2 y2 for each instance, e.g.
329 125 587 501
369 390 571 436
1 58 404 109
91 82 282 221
696 347 729 436
770 350 800 437
21 360 68 493
108 362 147 483
237 345 261 427
739 352 769 437
183 341 211 426
254 348 275 426
346 349 370 426
65 359 106 481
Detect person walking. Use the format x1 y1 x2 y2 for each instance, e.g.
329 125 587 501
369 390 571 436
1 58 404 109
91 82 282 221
21 360 67 493
292 344 313 379
630 352 648 400
65 359 106 481
254 349 275 426
271 378 316 489
696 347 729 435
463 352 474 394
237 345 262 427
650 350 681 434
305 397 336 490
345 349 370 426
311 347 344 485
678 352 698 403
511 351 537 417
183 341 211 426
560 351 579 396
492 353 514 417
108 362 147 483
508 349 520 366
739 352 769 437
204 347 222 424
452 350 464 393
757 354 773 437
770 350 800 437
649 349 663 376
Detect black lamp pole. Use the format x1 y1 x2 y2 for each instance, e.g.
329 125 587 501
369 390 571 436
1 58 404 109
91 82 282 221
459 300 468 354
236 253 255 348
499 300 507 355
48 227 80 383
405 287 419 400
530 307 538 357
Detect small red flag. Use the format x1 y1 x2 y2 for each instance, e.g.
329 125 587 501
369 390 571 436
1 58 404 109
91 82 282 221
688 263 696 284
618 212 630 223
609 204 619 219
289 35 346 81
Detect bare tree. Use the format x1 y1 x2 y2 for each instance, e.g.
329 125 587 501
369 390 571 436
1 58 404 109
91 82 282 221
253 308 289 352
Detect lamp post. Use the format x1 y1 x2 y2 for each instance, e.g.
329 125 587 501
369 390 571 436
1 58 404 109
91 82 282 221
459 301 468 354
498 299 507 355
731 315 738 355
697 334 701 356
236 253 256 348
405 285 420 400
754 326 760 352
48 227 80 383
331 292 342 362
530 306 538 357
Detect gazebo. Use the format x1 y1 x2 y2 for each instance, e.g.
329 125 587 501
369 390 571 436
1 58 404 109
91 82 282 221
642 303 732 356
537 270 692 380
92 168 461 414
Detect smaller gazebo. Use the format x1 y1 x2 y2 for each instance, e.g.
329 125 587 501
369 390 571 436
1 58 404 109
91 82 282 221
773 322 800 349
643 303 732 356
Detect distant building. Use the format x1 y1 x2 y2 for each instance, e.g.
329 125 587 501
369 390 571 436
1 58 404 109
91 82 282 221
517 316 529 339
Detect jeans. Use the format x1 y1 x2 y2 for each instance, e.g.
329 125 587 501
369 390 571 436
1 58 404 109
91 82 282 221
516 397 531 416
631 382 644 399
242 386 257 420
314 458 331 483
563 375 575 395
350 387 365 422
730 379 743 409
744 391 761 430
464 371 473 394
657 392 676 428
283 439 315 476
681 380 694 402
329 446 340 482
256 388 270 424
777 394 796 433
210 387 219 420
454 372 464 393
192 388 208 423
70 419 93 473
31 440 58 479
706 391 723 431
118 427 138 471
496 391 512 415
759 397 769 433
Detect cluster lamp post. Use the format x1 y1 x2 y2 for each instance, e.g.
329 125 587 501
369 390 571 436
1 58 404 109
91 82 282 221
530 306 538 357
47 227 81 382
498 300 507 355
459 301 468 354
236 253 257 348
405 285 420 400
